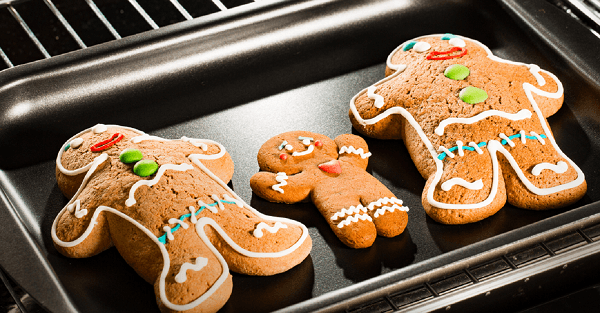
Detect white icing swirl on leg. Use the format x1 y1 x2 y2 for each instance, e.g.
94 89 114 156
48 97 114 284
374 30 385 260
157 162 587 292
441 178 484 191
272 172 288 193
367 85 385 109
175 257 208 284
253 222 288 238
531 161 568 176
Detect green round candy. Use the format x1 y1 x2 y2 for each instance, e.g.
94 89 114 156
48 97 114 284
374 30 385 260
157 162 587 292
444 64 470 80
459 86 488 104
133 160 158 177
120 148 143 164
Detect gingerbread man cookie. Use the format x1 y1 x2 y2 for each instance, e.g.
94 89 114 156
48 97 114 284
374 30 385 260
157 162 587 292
250 131 408 249
349 34 586 224
52 124 311 313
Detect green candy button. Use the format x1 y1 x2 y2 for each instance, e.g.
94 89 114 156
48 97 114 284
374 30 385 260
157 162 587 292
120 148 143 164
444 64 470 80
459 86 488 104
133 160 158 177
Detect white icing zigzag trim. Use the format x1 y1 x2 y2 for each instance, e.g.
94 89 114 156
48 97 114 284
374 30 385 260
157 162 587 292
331 205 367 221
253 222 288 238
337 214 372 228
532 161 568 176
271 172 288 193
339 146 372 159
434 109 532 136
367 85 385 108
175 257 209 283
125 163 195 207
373 204 407 218
67 199 88 218
351 34 585 210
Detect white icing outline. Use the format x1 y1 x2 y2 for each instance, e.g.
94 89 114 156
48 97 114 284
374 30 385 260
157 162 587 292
272 172 288 193
67 199 88 218
339 145 372 159
253 222 288 238
532 161 568 176
434 109 532 136
351 34 585 210
125 163 195 207
441 178 484 191
52 125 310 311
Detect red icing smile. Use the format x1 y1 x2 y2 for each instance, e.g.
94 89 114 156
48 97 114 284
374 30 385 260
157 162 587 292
427 47 467 60
90 133 124 152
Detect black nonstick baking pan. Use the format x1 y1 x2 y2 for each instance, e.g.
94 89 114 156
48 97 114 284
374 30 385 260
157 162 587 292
1 0 600 312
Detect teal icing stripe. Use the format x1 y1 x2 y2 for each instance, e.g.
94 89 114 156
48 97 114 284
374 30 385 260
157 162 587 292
437 133 547 161
157 200 238 244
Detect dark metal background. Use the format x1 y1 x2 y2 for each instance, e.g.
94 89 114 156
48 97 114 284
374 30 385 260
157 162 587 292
1 0 600 312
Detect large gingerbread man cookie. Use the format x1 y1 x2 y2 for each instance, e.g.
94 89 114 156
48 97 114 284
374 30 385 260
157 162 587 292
52 124 311 313
250 131 408 249
349 34 586 224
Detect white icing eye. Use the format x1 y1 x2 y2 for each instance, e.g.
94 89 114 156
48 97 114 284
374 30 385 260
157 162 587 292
92 124 107 134
302 139 311 146
413 41 431 53
449 37 466 48
285 144 293 151
70 138 84 149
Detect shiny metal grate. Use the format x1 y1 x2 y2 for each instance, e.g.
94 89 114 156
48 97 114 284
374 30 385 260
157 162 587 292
0 0 255 70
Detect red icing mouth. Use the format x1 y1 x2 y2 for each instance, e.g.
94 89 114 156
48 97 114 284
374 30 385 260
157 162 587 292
318 160 342 174
90 133 124 152
427 47 467 60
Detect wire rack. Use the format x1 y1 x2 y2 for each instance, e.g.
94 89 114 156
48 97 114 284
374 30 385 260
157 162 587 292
0 0 257 70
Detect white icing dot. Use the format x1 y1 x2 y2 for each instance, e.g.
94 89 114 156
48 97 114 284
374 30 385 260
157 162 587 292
449 37 466 48
413 41 431 53
92 124 108 134
285 144 293 151
70 138 84 149
302 138 311 146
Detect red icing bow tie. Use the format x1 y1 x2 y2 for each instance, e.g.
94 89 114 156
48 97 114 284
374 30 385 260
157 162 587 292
427 47 467 60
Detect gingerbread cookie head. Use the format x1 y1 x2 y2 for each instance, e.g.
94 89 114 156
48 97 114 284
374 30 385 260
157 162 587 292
53 124 312 313
252 131 408 249
257 131 346 175
350 34 586 224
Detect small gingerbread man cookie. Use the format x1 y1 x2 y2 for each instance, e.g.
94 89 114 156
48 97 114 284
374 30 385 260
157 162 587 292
52 124 311 313
349 34 587 224
250 131 408 249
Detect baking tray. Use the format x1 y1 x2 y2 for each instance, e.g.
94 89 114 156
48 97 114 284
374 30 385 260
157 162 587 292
1 0 600 312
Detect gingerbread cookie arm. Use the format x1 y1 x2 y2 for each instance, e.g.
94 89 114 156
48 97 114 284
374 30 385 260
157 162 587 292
52 154 113 257
250 171 312 204
334 134 371 170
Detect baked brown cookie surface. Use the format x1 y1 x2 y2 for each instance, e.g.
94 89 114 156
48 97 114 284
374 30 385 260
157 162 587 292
52 124 311 313
250 131 408 249
349 34 586 224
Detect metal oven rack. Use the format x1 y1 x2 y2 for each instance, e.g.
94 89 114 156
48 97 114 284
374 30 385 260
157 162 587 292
0 0 253 70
